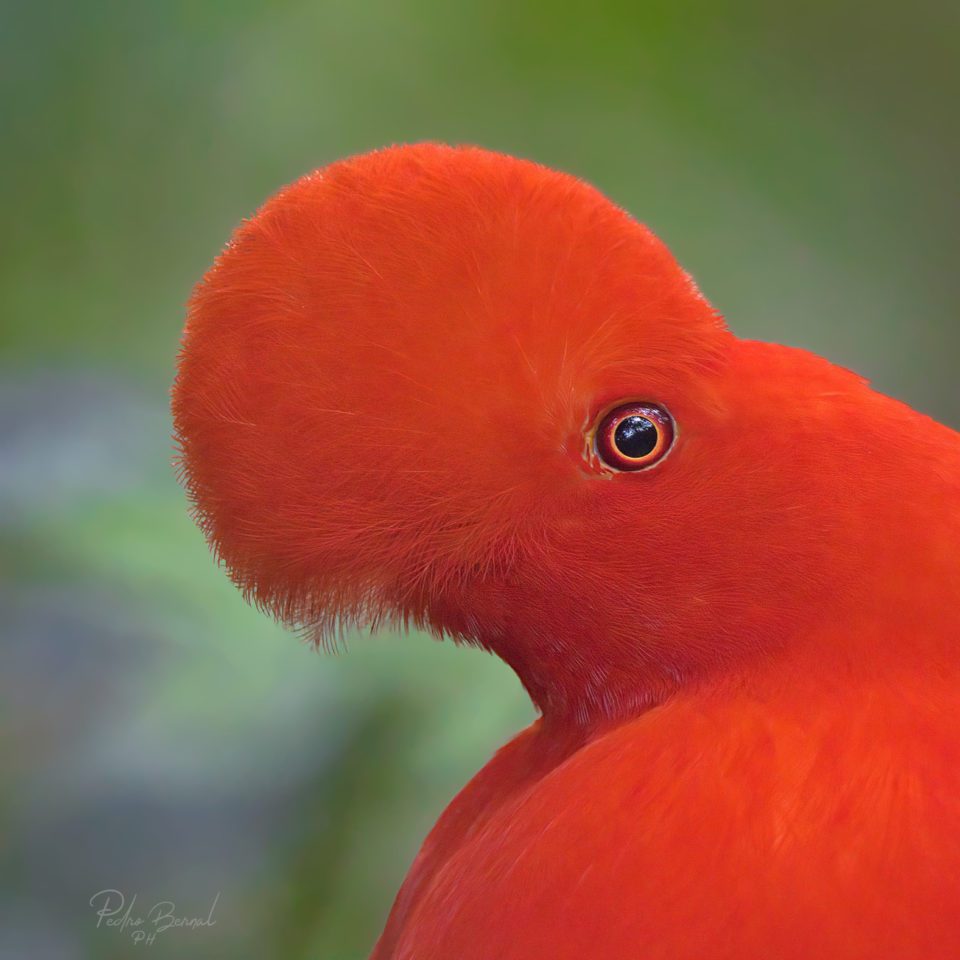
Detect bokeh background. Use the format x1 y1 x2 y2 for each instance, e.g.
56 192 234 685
3 1 958 957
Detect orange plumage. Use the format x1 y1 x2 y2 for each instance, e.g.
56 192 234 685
173 144 960 958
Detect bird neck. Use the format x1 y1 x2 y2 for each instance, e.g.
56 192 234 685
476 485 960 731
485 591 960 731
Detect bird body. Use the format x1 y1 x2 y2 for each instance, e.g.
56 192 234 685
374 662 960 959
173 144 960 958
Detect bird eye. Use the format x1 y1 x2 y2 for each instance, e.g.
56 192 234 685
592 402 675 472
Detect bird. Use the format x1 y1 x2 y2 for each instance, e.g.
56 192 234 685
172 143 960 959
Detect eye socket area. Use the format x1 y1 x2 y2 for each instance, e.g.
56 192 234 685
591 402 675 472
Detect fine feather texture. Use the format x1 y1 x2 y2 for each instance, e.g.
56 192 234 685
173 143 960 958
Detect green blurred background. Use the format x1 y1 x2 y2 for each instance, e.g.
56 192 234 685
2 1 957 957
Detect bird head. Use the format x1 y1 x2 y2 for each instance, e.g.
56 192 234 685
174 144 954 721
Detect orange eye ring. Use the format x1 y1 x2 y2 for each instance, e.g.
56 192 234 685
591 402 675 472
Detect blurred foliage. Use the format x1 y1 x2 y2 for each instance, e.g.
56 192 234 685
1 1 957 958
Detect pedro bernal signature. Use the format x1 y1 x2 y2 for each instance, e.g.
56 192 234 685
89 889 220 946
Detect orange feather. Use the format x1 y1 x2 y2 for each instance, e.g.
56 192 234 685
173 144 960 958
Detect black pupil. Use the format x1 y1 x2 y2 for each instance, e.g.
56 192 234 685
614 416 658 459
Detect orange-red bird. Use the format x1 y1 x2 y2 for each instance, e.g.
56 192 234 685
173 144 960 959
